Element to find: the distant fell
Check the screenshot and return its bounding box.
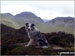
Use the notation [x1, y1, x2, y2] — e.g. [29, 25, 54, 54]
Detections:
[15, 12, 44, 23]
[47, 17, 75, 30]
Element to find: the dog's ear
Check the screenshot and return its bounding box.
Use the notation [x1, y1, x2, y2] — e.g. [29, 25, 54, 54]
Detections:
[32, 23, 35, 26]
[25, 23, 28, 26]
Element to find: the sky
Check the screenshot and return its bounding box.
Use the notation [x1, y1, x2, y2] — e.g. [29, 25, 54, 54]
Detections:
[1, 1, 74, 20]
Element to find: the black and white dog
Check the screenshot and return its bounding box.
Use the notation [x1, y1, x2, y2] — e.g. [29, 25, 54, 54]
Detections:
[25, 23, 49, 48]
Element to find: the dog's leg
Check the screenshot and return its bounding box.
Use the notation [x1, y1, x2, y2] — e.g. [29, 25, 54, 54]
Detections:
[25, 39, 35, 47]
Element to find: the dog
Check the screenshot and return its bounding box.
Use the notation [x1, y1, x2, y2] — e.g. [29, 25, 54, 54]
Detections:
[25, 23, 49, 48]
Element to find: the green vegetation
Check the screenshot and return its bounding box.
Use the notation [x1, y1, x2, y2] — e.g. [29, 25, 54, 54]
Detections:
[0, 15, 20, 29]
[35, 23, 74, 35]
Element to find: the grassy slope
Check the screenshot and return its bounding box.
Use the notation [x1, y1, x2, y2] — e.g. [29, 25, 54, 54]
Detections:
[36, 23, 74, 35]
[0, 16, 20, 29]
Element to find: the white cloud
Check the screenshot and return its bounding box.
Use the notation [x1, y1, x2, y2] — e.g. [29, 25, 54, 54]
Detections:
[1, 1, 74, 20]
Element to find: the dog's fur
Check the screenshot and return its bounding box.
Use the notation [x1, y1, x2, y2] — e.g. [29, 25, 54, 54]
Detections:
[25, 23, 49, 48]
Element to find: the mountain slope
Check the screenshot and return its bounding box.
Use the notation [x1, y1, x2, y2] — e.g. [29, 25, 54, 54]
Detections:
[44, 17, 74, 35]
[14, 12, 44, 26]
[47, 17, 74, 30]
[47, 17, 74, 27]
[0, 13, 20, 29]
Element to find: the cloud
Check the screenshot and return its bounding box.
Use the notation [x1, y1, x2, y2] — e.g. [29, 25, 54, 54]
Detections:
[1, 1, 74, 20]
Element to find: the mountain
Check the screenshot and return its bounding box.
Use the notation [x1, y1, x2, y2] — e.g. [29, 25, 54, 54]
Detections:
[43, 17, 75, 35]
[0, 12, 74, 34]
[47, 17, 74, 29]
[0, 13, 14, 19]
[15, 12, 44, 23]
[47, 17, 74, 23]
[0, 12, 44, 28]
[43, 19, 50, 22]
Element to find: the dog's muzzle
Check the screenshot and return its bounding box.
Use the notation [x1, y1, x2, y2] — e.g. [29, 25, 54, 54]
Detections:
[28, 29, 31, 31]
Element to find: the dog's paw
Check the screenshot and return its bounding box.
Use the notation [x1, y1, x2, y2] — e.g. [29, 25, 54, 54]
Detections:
[25, 45, 29, 47]
[41, 46, 50, 48]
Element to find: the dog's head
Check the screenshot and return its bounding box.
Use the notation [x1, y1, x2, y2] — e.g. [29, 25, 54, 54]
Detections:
[25, 23, 35, 32]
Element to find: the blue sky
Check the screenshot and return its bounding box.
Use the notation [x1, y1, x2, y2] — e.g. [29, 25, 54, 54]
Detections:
[1, 1, 74, 20]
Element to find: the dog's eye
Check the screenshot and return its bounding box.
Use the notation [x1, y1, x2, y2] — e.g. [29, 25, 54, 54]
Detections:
[31, 25, 34, 27]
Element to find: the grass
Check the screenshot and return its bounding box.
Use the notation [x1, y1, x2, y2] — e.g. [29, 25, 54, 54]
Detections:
[0, 17, 20, 29]
[36, 23, 74, 35]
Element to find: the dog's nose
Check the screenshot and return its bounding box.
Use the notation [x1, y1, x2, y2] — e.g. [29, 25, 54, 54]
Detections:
[28, 29, 31, 31]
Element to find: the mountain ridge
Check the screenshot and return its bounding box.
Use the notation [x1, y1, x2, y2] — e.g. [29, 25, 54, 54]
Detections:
[14, 12, 44, 23]
[0, 12, 74, 34]
[46, 17, 74, 30]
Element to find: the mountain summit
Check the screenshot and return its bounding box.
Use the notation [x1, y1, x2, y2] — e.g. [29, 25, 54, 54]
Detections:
[15, 12, 36, 17]
[15, 12, 44, 23]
